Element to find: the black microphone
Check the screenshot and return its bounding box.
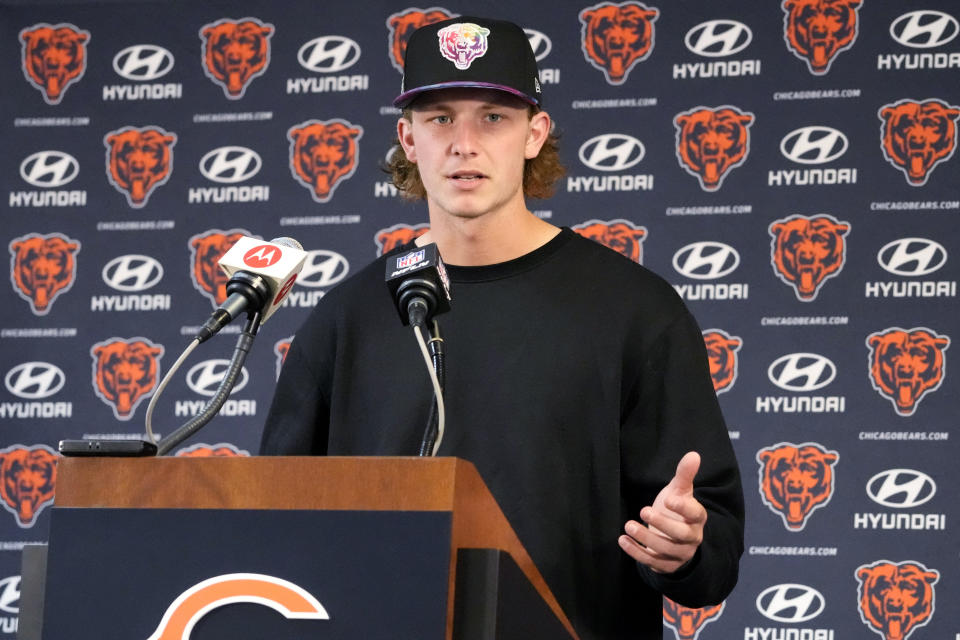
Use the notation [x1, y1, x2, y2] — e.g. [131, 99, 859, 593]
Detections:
[196, 236, 306, 343]
[385, 243, 451, 327]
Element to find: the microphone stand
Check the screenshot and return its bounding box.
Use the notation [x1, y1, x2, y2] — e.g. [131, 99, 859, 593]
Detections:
[418, 319, 445, 457]
[155, 310, 262, 456]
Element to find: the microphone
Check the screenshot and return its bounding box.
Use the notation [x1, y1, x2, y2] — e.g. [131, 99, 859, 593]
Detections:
[385, 243, 451, 327]
[196, 236, 306, 343]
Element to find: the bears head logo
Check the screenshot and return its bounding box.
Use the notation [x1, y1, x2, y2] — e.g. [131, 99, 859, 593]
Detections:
[579, 2, 659, 85]
[769, 214, 850, 301]
[663, 598, 724, 640]
[274, 337, 293, 380]
[375, 223, 430, 257]
[199, 17, 274, 99]
[757, 442, 838, 531]
[90, 337, 164, 421]
[703, 329, 742, 394]
[9, 232, 80, 316]
[572, 219, 647, 263]
[782, 0, 862, 75]
[386, 7, 455, 73]
[879, 99, 960, 187]
[866, 327, 949, 417]
[175, 443, 249, 457]
[675, 106, 754, 191]
[856, 560, 939, 640]
[288, 120, 363, 203]
[104, 126, 176, 208]
[437, 22, 490, 70]
[189, 229, 252, 307]
[0, 445, 57, 528]
[20, 23, 90, 105]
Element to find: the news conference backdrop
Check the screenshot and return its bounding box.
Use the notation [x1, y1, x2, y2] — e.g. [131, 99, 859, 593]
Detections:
[1, 0, 958, 637]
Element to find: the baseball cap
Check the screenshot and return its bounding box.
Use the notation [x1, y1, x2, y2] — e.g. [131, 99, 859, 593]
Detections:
[393, 16, 542, 109]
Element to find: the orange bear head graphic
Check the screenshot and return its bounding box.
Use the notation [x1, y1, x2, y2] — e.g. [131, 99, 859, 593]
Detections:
[879, 99, 960, 187]
[386, 7, 455, 73]
[175, 443, 249, 457]
[90, 337, 164, 421]
[188, 229, 251, 307]
[579, 2, 659, 85]
[769, 214, 849, 301]
[104, 126, 177, 208]
[703, 329, 742, 394]
[757, 442, 838, 531]
[375, 223, 430, 257]
[0, 445, 57, 528]
[662, 598, 724, 640]
[675, 106, 754, 191]
[572, 219, 647, 263]
[288, 120, 363, 203]
[199, 17, 274, 99]
[20, 23, 90, 104]
[866, 328, 949, 417]
[274, 337, 293, 380]
[782, 0, 861, 75]
[856, 560, 939, 640]
[9, 232, 80, 316]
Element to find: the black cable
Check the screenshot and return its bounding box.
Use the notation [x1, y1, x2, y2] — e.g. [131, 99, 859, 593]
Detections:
[418, 319, 445, 456]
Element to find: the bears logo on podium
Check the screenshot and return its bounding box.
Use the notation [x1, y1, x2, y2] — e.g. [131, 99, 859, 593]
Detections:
[675, 106, 754, 191]
[757, 442, 838, 531]
[572, 219, 647, 263]
[175, 443, 249, 457]
[579, 2, 659, 85]
[769, 214, 850, 301]
[9, 232, 81, 316]
[20, 23, 90, 104]
[104, 126, 177, 208]
[662, 598, 724, 640]
[199, 17, 274, 99]
[879, 99, 960, 186]
[782, 0, 862, 75]
[0, 444, 57, 528]
[856, 560, 938, 640]
[90, 337, 164, 421]
[288, 120, 363, 203]
[866, 327, 949, 417]
[386, 7, 455, 73]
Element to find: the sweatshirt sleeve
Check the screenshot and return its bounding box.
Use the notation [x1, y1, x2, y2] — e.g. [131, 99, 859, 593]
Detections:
[621, 306, 745, 607]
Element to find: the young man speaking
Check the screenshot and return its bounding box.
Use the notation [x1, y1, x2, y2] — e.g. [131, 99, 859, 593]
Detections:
[261, 16, 744, 639]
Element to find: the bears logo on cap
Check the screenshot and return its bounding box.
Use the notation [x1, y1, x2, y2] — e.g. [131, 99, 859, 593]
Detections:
[437, 22, 490, 69]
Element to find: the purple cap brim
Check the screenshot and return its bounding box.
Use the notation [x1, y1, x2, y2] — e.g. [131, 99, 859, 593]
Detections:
[393, 81, 540, 108]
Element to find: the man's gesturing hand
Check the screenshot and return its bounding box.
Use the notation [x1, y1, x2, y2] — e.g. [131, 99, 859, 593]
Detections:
[618, 451, 707, 574]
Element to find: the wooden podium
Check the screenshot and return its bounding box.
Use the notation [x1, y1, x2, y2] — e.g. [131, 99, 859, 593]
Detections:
[36, 456, 577, 639]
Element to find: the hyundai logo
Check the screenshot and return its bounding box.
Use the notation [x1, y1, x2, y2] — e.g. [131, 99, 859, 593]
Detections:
[890, 10, 959, 49]
[0, 576, 18, 614]
[867, 469, 936, 508]
[102, 254, 164, 292]
[185, 360, 249, 397]
[112, 44, 175, 81]
[297, 250, 350, 288]
[768, 353, 836, 392]
[877, 238, 946, 277]
[685, 20, 752, 57]
[20, 151, 79, 188]
[578, 134, 645, 172]
[780, 126, 848, 165]
[199, 146, 262, 184]
[524, 28, 553, 61]
[756, 584, 825, 624]
[298, 35, 361, 73]
[4, 362, 65, 400]
[672, 242, 740, 280]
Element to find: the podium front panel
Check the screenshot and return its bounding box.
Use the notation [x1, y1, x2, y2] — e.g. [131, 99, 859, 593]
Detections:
[42, 507, 451, 639]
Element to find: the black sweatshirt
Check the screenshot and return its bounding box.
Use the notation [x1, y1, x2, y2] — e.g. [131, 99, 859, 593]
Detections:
[261, 227, 744, 639]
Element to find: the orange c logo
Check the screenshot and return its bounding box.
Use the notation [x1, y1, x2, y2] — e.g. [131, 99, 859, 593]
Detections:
[147, 573, 328, 639]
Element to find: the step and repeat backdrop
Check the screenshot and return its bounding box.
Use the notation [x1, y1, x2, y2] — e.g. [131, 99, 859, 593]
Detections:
[1, 0, 959, 637]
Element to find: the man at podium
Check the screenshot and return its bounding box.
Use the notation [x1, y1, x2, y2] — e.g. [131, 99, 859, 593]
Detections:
[261, 15, 744, 640]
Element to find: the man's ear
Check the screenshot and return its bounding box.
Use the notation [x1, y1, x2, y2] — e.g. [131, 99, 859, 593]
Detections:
[525, 110, 551, 160]
[397, 117, 417, 163]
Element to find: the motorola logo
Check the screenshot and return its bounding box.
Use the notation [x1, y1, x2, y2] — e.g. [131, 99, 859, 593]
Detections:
[780, 126, 848, 165]
[672, 242, 740, 280]
[756, 584, 825, 624]
[199, 146, 262, 184]
[578, 134, 645, 172]
[4, 362, 65, 400]
[297, 250, 350, 288]
[112, 44, 175, 81]
[102, 254, 164, 292]
[877, 238, 946, 277]
[685, 20, 752, 57]
[768, 353, 836, 392]
[524, 28, 553, 61]
[186, 360, 249, 397]
[0, 576, 18, 614]
[867, 469, 936, 508]
[298, 36, 361, 73]
[20, 151, 79, 188]
[890, 10, 958, 49]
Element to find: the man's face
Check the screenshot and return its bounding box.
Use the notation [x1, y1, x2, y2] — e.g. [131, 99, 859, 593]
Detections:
[397, 88, 549, 222]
